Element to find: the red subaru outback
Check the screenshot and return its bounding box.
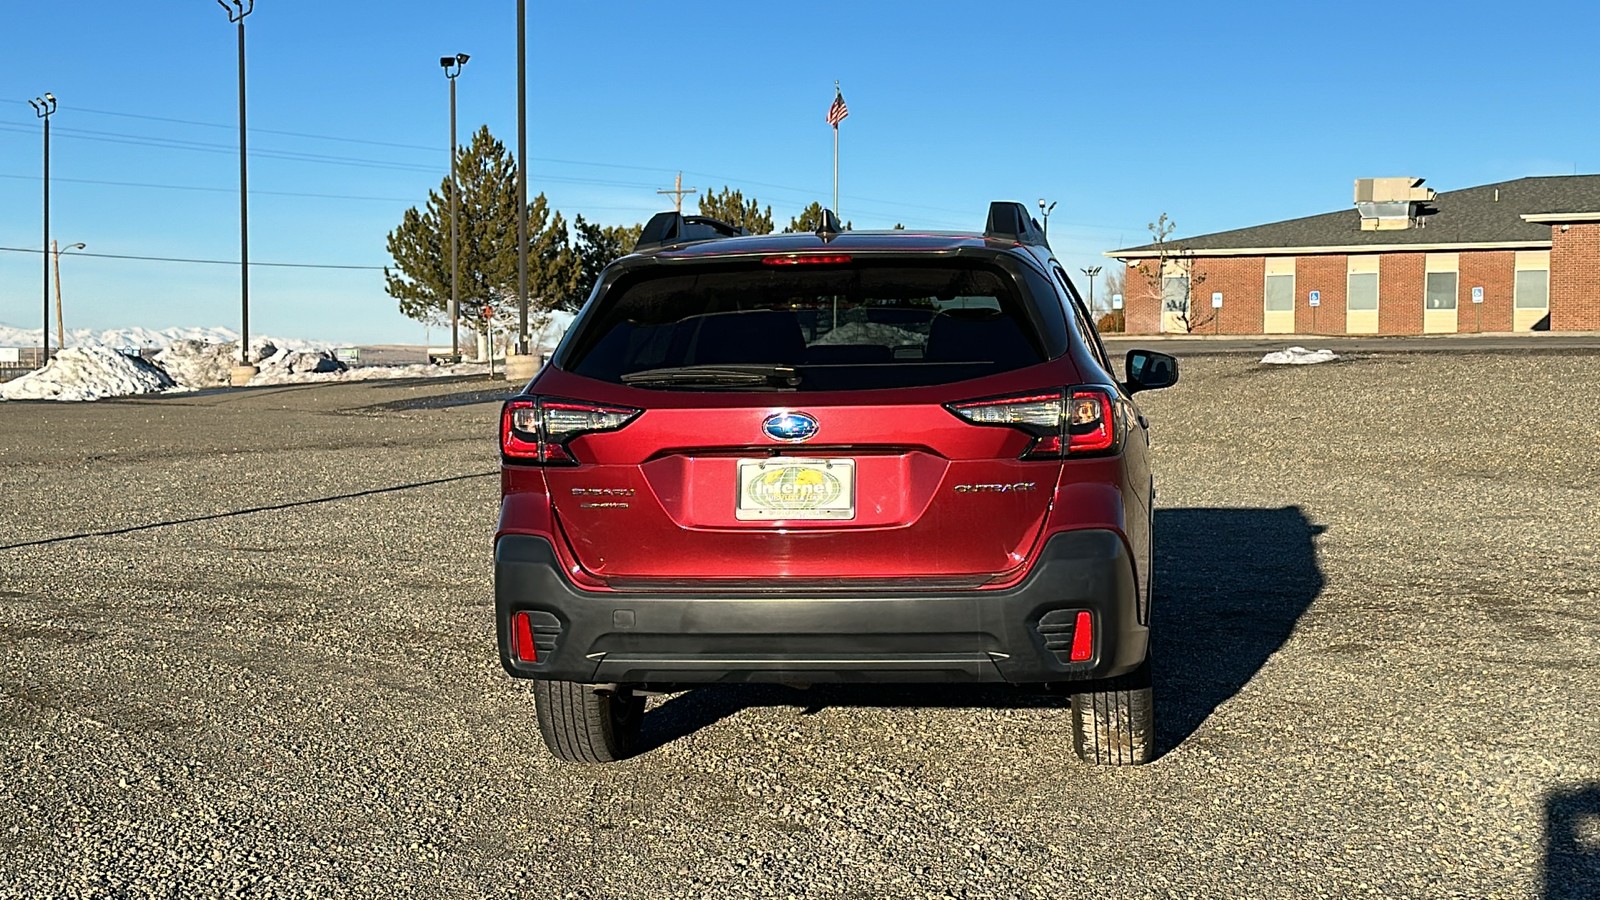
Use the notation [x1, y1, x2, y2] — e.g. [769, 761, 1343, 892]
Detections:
[496, 203, 1179, 765]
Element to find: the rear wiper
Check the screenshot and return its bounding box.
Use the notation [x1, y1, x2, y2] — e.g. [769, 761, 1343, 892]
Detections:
[620, 364, 802, 389]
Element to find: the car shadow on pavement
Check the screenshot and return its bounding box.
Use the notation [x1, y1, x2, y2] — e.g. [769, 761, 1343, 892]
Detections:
[637, 681, 1080, 754]
[636, 505, 1326, 760]
[0, 471, 495, 551]
[1151, 506, 1326, 755]
[1544, 783, 1600, 900]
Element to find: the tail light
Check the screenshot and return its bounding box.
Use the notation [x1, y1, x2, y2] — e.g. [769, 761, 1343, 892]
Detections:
[947, 387, 1119, 458]
[501, 396, 641, 465]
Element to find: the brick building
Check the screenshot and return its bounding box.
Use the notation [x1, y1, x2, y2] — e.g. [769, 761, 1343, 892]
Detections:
[1107, 175, 1600, 335]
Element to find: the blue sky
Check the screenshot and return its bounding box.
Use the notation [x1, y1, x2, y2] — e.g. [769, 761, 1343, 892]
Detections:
[3, 0, 1597, 344]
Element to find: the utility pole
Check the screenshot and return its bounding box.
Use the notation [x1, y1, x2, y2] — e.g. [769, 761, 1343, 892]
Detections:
[441, 53, 469, 362]
[217, 0, 256, 382]
[657, 172, 698, 213]
[52, 241, 85, 350]
[28, 94, 56, 363]
[53, 240, 63, 351]
[516, 0, 529, 355]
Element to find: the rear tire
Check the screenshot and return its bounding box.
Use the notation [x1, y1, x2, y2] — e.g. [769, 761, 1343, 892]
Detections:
[1070, 660, 1154, 766]
[533, 680, 644, 763]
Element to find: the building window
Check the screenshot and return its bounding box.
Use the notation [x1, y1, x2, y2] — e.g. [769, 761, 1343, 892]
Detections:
[1514, 269, 1549, 309]
[1425, 271, 1458, 310]
[1161, 275, 1189, 313]
[1347, 271, 1379, 310]
[1264, 273, 1294, 311]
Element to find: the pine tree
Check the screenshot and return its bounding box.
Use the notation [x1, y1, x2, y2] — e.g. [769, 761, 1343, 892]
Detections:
[783, 202, 851, 233]
[573, 216, 644, 305]
[697, 186, 774, 235]
[385, 125, 580, 328]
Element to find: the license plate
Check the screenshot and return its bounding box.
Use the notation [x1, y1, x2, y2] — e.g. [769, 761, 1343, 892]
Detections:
[736, 458, 856, 520]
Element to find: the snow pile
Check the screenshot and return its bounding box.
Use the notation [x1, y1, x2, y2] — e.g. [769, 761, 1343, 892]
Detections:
[529, 311, 575, 354]
[0, 317, 550, 399]
[152, 337, 335, 388]
[248, 358, 491, 386]
[327, 361, 488, 381]
[251, 345, 346, 382]
[1261, 346, 1340, 365]
[815, 320, 924, 347]
[154, 340, 241, 388]
[0, 347, 175, 402]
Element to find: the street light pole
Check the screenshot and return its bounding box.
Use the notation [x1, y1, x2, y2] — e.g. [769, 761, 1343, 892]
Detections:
[52, 241, 86, 350]
[217, 0, 255, 380]
[441, 53, 469, 362]
[516, 0, 529, 355]
[1037, 198, 1056, 242]
[1081, 265, 1103, 312]
[28, 94, 56, 364]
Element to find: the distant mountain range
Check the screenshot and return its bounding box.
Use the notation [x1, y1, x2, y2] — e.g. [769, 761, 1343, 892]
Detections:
[0, 323, 330, 351]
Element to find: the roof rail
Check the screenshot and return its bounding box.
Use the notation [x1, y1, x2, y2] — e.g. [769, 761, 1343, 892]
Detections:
[634, 211, 747, 252]
[983, 201, 1049, 248]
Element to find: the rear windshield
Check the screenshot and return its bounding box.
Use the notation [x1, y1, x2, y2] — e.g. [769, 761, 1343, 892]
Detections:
[564, 260, 1047, 391]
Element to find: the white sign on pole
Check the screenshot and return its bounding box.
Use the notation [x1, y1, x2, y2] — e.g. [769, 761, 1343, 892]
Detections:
[1308, 290, 1321, 308]
[1112, 293, 1124, 310]
[1471, 286, 1484, 304]
[0, 348, 18, 364]
[1211, 291, 1224, 308]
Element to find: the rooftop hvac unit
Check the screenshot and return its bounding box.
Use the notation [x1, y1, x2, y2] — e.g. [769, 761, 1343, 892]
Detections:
[1354, 178, 1436, 230]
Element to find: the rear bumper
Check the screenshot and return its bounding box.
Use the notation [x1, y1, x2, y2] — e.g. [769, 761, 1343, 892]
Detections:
[494, 530, 1146, 685]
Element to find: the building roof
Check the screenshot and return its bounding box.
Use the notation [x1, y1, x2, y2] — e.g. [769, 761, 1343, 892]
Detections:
[1108, 175, 1600, 259]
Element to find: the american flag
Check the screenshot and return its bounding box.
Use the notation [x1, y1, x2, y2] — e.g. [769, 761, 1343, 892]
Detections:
[827, 89, 849, 128]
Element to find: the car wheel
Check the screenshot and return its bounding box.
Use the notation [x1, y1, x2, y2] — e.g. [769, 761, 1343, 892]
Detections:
[1070, 659, 1154, 766]
[533, 680, 644, 763]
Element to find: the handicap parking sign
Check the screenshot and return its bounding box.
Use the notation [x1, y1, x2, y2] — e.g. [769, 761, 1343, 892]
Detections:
[1308, 290, 1321, 308]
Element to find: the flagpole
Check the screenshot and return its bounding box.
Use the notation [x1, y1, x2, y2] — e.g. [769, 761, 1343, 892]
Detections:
[832, 79, 840, 219]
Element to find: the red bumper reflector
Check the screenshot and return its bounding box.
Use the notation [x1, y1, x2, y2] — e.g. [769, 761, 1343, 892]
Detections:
[512, 611, 538, 662]
[1069, 611, 1093, 662]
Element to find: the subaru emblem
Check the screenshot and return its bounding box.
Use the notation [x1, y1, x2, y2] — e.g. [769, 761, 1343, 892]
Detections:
[762, 411, 819, 443]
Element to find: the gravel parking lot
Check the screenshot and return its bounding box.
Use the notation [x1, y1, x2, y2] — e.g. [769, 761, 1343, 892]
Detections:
[2, 351, 1598, 899]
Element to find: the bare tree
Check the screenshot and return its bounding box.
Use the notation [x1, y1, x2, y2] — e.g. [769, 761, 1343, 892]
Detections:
[1130, 213, 1210, 333]
[1096, 268, 1125, 316]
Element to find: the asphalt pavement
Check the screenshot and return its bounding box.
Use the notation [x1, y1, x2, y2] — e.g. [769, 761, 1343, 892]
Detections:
[1, 357, 1597, 898]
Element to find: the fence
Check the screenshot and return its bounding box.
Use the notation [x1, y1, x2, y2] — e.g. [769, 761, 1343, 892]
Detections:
[0, 347, 160, 383]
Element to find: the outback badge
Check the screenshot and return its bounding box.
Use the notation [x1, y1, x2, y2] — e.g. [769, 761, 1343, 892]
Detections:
[762, 411, 819, 442]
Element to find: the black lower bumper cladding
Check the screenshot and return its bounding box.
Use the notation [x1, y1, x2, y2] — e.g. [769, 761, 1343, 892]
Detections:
[494, 530, 1145, 686]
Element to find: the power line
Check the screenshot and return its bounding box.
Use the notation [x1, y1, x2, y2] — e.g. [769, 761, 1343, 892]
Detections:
[0, 122, 442, 174]
[0, 173, 413, 203]
[0, 246, 383, 271]
[0, 100, 705, 181]
[0, 124, 672, 189]
[0, 98, 441, 153]
[0, 173, 661, 213]
[0, 101, 1143, 233]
